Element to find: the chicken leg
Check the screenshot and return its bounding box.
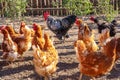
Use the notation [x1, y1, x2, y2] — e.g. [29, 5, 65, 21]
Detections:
[79, 73, 83, 80]
[44, 76, 52, 80]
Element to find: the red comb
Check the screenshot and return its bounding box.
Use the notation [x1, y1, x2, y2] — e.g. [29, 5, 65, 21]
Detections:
[75, 18, 79, 25]
[33, 23, 37, 26]
[75, 18, 82, 26]
[90, 16, 94, 21]
[33, 23, 38, 31]
[43, 11, 50, 20]
[0, 25, 6, 30]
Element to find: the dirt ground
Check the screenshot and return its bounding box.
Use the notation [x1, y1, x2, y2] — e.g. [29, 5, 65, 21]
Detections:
[0, 16, 120, 80]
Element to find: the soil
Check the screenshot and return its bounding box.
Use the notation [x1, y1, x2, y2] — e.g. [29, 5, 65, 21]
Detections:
[0, 16, 120, 80]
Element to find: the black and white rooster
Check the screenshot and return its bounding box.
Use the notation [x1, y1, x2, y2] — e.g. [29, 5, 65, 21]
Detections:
[43, 11, 77, 42]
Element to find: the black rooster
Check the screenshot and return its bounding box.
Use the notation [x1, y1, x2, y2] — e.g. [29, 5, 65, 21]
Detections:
[90, 16, 117, 37]
[43, 11, 77, 41]
[109, 20, 117, 37]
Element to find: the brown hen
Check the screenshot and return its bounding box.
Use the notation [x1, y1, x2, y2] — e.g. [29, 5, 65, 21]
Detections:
[20, 22, 35, 37]
[32, 23, 45, 50]
[75, 19, 99, 53]
[98, 29, 110, 46]
[74, 38, 117, 80]
[33, 33, 58, 80]
[5, 25, 22, 41]
[12, 23, 32, 59]
[0, 28, 18, 64]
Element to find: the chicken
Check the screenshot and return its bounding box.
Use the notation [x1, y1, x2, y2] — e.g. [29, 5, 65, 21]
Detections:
[109, 20, 117, 37]
[0, 28, 18, 64]
[11, 23, 32, 59]
[5, 25, 22, 41]
[5, 22, 43, 60]
[98, 29, 110, 46]
[96, 28, 120, 71]
[19, 21, 25, 34]
[20, 21, 35, 37]
[74, 38, 117, 80]
[90, 16, 117, 37]
[32, 33, 58, 80]
[116, 38, 120, 60]
[75, 19, 84, 40]
[43, 11, 77, 42]
[95, 27, 120, 60]
[30, 29, 35, 37]
[32, 23, 45, 50]
[75, 19, 98, 53]
[6, 24, 32, 58]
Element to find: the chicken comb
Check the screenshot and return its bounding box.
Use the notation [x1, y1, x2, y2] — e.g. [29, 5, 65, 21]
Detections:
[90, 16, 95, 21]
[21, 21, 26, 26]
[0, 25, 6, 30]
[33, 23, 38, 31]
[33, 23, 37, 27]
[43, 11, 50, 20]
[75, 18, 83, 26]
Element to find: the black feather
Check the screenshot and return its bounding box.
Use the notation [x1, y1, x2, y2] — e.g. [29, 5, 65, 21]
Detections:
[109, 20, 117, 37]
[46, 15, 77, 40]
[92, 17, 117, 37]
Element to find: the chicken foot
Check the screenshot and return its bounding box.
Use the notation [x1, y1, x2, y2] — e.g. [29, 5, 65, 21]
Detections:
[90, 77, 96, 80]
[18, 54, 24, 61]
[44, 76, 52, 80]
[5, 61, 14, 68]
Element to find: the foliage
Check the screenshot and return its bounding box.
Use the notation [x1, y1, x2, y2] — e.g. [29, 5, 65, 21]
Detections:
[64, 0, 94, 16]
[94, 0, 118, 22]
[62, 0, 69, 7]
[0, 0, 27, 19]
[52, 1, 59, 7]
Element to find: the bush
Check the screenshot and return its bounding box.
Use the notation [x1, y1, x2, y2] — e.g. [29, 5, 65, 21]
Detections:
[0, 0, 27, 18]
[64, 0, 94, 16]
[94, 0, 118, 22]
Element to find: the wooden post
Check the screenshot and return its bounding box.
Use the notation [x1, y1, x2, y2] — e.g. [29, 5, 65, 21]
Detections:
[44, 0, 47, 6]
[36, 0, 39, 15]
[38, 0, 41, 14]
[31, 0, 33, 16]
[47, 0, 50, 14]
[59, 0, 62, 16]
[56, 0, 59, 16]
[52, 0, 55, 15]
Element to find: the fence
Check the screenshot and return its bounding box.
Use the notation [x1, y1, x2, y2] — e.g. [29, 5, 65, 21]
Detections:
[26, 0, 71, 16]
[0, 0, 120, 16]
[26, 0, 120, 16]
